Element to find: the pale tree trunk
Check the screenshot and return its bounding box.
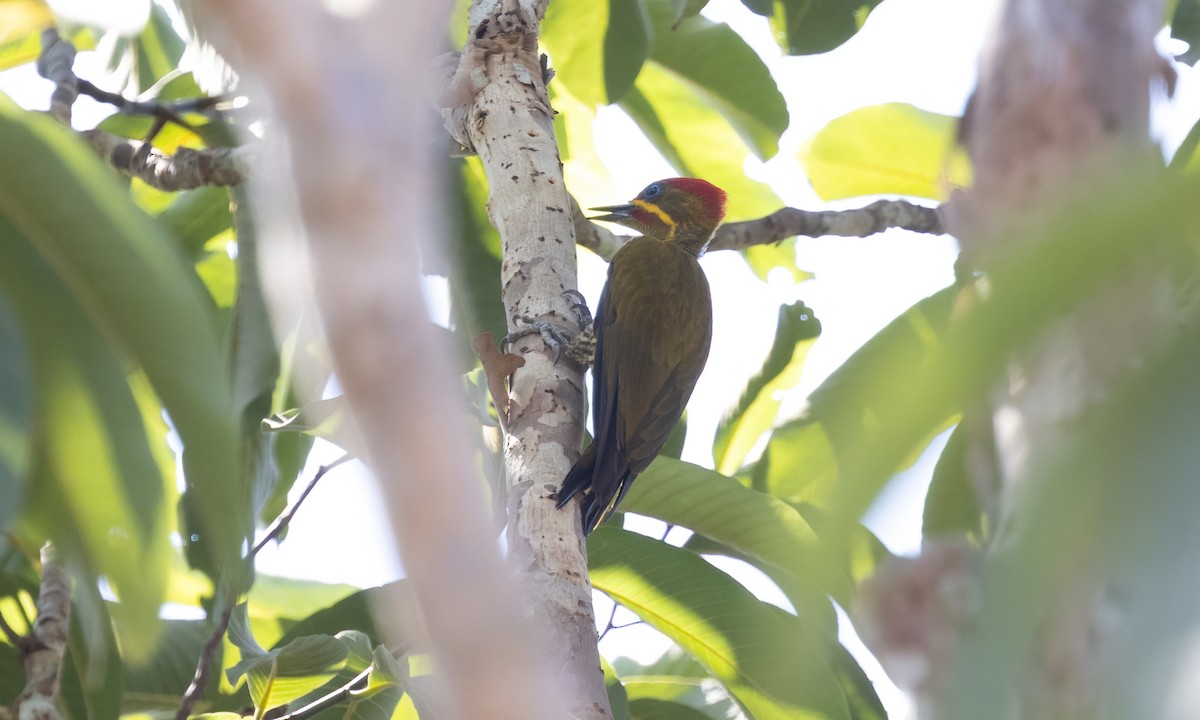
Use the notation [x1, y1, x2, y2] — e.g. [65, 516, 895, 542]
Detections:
[201, 1, 561, 718]
[439, 1, 612, 718]
[859, 0, 1178, 717]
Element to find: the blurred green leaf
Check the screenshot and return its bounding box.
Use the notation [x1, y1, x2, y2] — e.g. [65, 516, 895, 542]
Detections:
[64, 579, 123, 720]
[622, 456, 854, 605]
[0, 223, 169, 662]
[668, 0, 709, 27]
[629, 696, 722, 719]
[1171, 0, 1200, 64]
[446, 157, 506, 341]
[543, 0, 650, 105]
[122, 619, 211, 705]
[603, 656, 632, 720]
[157, 186, 234, 258]
[0, 20, 94, 72]
[714, 301, 821, 475]
[682, 532, 838, 633]
[0, 297, 30, 531]
[821, 168, 1200, 554]
[589, 527, 850, 720]
[757, 286, 959, 506]
[623, 671, 739, 718]
[771, 0, 882, 55]
[0, 93, 244, 591]
[264, 397, 359, 456]
[801, 103, 970, 201]
[829, 642, 886, 720]
[274, 581, 416, 654]
[228, 604, 348, 712]
[134, 3, 185, 92]
[922, 424, 982, 538]
[645, 0, 788, 160]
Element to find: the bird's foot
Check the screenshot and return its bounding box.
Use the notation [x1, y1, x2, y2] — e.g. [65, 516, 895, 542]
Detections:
[501, 291, 595, 366]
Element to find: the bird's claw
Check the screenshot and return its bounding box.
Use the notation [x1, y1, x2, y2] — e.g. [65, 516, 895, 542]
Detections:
[563, 289, 593, 330]
[502, 315, 573, 363]
[500, 290, 595, 366]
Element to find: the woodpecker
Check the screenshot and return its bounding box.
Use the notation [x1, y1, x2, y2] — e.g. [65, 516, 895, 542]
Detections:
[557, 178, 727, 534]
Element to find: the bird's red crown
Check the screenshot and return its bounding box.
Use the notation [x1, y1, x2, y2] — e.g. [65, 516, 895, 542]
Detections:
[662, 177, 727, 224]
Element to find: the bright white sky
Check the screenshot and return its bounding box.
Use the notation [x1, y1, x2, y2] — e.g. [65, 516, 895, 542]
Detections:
[7, 0, 1200, 716]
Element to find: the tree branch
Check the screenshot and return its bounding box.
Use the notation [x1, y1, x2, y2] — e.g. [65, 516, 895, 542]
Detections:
[36, 30, 251, 190]
[438, 1, 611, 717]
[572, 193, 945, 260]
[173, 603, 233, 720]
[80, 130, 251, 190]
[174, 455, 350, 720]
[11, 544, 71, 720]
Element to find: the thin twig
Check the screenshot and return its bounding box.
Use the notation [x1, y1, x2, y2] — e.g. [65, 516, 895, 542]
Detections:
[175, 455, 350, 720]
[251, 454, 351, 556]
[174, 602, 234, 720]
[597, 601, 620, 642]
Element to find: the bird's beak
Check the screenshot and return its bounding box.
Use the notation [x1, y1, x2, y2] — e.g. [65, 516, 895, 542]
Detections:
[588, 203, 636, 224]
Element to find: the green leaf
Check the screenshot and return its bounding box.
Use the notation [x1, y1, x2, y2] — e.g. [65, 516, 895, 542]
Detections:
[264, 397, 360, 456]
[0, 223, 170, 662]
[629, 697, 722, 720]
[1171, 0, 1200, 64]
[645, 0, 788, 160]
[668, 0, 709, 27]
[226, 186, 286, 531]
[606, 0, 652, 102]
[446, 157, 506, 341]
[228, 604, 347, 713]
[757, 286, 959, 506]
[829, 642, 886, 720]
[714, 301, 821, 475]
[133, 3, 185, 92]
[0, 296, 30, 531]
[770, 0, 881, 55]
[623, 673, 739, 719]
[922, 424, 982, 538]
[682, 532, 838, 634]
[157, 186, 234, 258]
[122, 618, 212, 703]
[603, 656, 632, 720]
[589, 527, 850, 720]
[801, 103, 970, 201]
[543, 0, 651, 105]
[0, 94, 244, 580]
[273, 582, 417, 653]
[621, 456, 854, 605]
[0, 6, 96, 72]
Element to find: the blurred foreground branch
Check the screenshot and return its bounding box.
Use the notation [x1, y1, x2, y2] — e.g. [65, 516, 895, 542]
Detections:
[199, 1, 555, 719]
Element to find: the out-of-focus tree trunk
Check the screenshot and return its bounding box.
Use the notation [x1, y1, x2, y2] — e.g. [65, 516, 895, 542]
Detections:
[199, 1, 561, 718]
[860, 0, 1177, 717]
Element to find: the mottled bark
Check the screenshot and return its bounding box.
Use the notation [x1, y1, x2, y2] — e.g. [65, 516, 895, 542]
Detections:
[439, 1, 610, 717]
[10, 544, 70, 720]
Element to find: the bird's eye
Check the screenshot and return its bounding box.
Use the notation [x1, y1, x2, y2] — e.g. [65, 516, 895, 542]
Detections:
[645, 183, 662, 198]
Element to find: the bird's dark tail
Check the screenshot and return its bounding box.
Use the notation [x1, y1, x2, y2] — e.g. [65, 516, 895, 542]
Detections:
[557, 442, 597, 511]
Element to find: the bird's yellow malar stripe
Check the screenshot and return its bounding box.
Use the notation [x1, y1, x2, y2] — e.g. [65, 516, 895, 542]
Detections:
[632, 199, 677, 240]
